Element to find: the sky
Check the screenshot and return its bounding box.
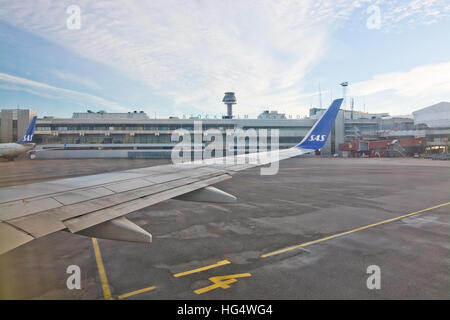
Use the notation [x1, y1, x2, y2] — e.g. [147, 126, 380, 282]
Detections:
[0, 0, 449, 119]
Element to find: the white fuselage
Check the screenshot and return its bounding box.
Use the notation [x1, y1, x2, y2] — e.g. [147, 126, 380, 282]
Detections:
[0, 143, 35, 159]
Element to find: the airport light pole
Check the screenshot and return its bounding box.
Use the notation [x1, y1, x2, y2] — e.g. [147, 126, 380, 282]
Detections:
[340, 82, 348, 110]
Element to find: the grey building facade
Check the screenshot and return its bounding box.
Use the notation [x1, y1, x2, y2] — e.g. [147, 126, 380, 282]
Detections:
[5, 102, 446, 159]
[0, 109, 37, 143]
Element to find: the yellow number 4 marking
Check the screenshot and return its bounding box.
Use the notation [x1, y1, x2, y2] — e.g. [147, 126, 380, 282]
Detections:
[194, 273, 251, 295]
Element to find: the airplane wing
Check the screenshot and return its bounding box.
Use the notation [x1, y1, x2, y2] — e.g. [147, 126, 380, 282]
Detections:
[0, 99, 342, 254]
[28, 143, 67, 153]
[28, 144, 67, 159]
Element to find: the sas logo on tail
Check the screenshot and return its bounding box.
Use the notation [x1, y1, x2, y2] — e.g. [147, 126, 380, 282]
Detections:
[23, 135, 33, 142]
[308, 134, 326, 142]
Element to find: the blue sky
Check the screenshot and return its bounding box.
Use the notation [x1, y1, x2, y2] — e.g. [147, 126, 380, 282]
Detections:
[0, 0, 449, 118]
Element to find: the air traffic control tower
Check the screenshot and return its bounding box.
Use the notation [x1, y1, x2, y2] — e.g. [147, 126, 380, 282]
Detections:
[222, 92, 236, 119]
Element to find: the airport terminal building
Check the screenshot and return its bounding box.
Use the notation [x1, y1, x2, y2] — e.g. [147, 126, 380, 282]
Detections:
[0, 101, 449, 159]
[29, 110, 344, 158]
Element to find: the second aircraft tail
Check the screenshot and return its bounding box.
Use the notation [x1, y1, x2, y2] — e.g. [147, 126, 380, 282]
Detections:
[17, 116, 37, 144]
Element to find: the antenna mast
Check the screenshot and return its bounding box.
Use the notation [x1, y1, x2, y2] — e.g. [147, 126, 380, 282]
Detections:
[319, 83, 322, 108]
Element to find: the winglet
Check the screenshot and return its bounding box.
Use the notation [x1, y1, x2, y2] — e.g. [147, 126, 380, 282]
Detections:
[17, 116, 37, 143]
[295, 98, 343, 151]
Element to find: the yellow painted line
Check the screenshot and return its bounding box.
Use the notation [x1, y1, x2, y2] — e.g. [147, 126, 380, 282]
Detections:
[261, 202, 450, 258]
[194, 273, 252, 295]
[118, 286, 157, 299]
[91, 238, 113, 300]
[173, 260, 231, 278]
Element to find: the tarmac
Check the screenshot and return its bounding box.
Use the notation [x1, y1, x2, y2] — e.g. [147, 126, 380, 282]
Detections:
[0, 157, 449, 299]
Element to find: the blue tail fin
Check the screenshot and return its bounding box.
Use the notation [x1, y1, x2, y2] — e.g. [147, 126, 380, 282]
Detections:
[17, 116, 37, 143]
[295, 98, 343, 150]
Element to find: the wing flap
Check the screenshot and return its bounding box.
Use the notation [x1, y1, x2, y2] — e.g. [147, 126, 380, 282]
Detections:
[64, 174, 231, 233]
[7, 212, 67, 238]
[0, 197, 62, 221]
[0, 222, 34, 255]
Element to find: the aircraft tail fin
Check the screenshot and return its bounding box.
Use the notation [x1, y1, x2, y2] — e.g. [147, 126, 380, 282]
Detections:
[17, 116, 37, 143]
[295, 98, 343, 151]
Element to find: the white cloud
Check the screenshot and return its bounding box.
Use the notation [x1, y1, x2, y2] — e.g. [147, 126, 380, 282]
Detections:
[0, 0, 448, 117]
[350, 62, 450, 97]
[52, 70, 101, 90]
[350, 62, 450, 114]
[378, 0, 450, 29]
[0, 72, 130, 112]
[0, 0, 355, 117]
